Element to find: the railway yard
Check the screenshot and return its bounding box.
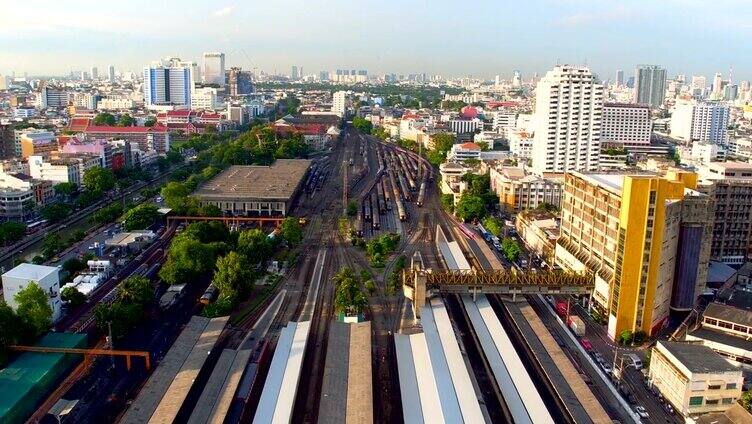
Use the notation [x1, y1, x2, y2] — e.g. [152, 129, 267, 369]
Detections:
[24, 126, 670, 424]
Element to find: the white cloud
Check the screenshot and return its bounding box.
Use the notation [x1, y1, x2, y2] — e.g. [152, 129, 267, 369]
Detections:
[213, 5, 235, 17]
[558, 4, 638, 27]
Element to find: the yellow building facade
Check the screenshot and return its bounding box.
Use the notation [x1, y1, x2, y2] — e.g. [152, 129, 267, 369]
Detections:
[556, 170, 712, 340]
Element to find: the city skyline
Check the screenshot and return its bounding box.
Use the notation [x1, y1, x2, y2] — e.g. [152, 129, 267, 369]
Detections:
[2, 0, 751, 81]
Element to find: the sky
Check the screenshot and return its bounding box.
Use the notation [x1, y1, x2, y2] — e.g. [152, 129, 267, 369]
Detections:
[1, 0, 751, 81]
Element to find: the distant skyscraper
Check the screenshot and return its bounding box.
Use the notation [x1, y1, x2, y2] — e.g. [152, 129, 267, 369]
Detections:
[723, 84, 738, 101]
[512, 70, 522, 88]
[670, 100, 730, 144]
[227, 67, 253, 97]
[291, 65, 298, 80]
[532, 65, 603, 174]
[713, 72, 723, 95]
[332, 91, 347, 116]
[615, 69, 624, 87]
[494, 74, 500, 87]
[143, 58, 192, 108]
[90, 66, 98, 80]
[634, 65, 667, 108]
[691, 75, 707, 96]
[80, 71, 89, 81]
[202, 52, 226, 87]
[319, 71, 329, 81]
[108, 65, 115, 82]
[626, 76, 635, 88]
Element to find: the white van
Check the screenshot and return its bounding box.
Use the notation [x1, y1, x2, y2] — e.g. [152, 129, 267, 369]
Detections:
[627, 353, 643, 370]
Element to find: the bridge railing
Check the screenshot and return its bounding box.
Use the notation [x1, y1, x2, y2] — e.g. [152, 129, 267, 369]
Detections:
[418, 269, 594, 290]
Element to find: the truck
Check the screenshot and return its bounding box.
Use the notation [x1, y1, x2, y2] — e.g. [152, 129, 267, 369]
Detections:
[568, 315, 586, 337]
[555, 301, 568, 319]
[491, 236, 501, 251]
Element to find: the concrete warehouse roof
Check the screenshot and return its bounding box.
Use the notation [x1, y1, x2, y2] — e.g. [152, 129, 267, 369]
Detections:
[194, 159, 312, 201]
[2, 263, 58, 281]
[704, 302, 752, 328]
[658, 341, 739, 374]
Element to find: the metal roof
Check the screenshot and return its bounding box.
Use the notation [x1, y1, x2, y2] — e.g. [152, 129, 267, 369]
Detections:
[704, 302, 752, 328]
[658, 341, 740, 374]
[194, 159, 311, 201]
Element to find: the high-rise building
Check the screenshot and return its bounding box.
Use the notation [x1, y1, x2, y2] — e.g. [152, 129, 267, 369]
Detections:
[143, 58, 192, 108]
[291, 65, 298, 80]
[670, 100, 729, 144]
[691, 75, 707, 96]
[713, 73, 724, 95]
[723, 84, 738, 101]
[90, 66, 98, 80]
[697, 162, 752, 265]
[319, 71, 329, 81]
[555, 170, 712, 339]
[634, 65, 667, 108]
[80, 71, 89, 81]
[615, 69, 624, 87]
[600, 103, 652, 146]
[332, 91, 347, 116]
[512, 70, 522, 88]
[227, 67, 253, 97]
[202, 52, 226, 87]
[531, 65, 603, 174]
[108, 65, 115, 82]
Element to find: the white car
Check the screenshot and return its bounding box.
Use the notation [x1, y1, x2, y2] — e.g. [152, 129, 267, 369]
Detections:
[634, 406, 649, 419]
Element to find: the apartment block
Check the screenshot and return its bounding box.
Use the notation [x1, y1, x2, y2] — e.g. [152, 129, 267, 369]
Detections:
[671, 100, 730, 145]
[600, 103, 652, 146]
[532, 66, 603, 174]
[555, 170, 712, 339]
[697, 162, 752, 265]
[649, 341, 742, 419]
[489, 166, 563, 212]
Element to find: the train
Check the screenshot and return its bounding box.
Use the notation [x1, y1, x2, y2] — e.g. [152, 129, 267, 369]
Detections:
[355, 211, 364, 237]
[416, 180, 426, 207]
[382, 178, 392, 210]
[375, 183, 385, 215]
[458, 223, 477, 240]
[371, 194, 381, 230]
[200, 284, 219, 305]
[363, 195, 372, 222]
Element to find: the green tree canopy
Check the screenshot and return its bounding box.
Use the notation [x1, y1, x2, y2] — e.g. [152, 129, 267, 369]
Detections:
[352, 117, 374, 134]
[279, 217, 303, 246]
[53, 182, 78, 197]
[122, 204, 160, 231]
[482, 216, 503, 237]
[455, 193, 486, 221]
[92, 113, 116, 126]
[213, 251, 254, 302]
[40, 203, 71, 223]
[333, 267, 367, 315]
[501, 238, 521, 262]
[14, 282, 52, 337]
[0, 222, 27, 245]
[83, 167, 116, 193]
[237, 229, 273, 266]
[116, 276, 154, 305]
[118, 114, 136, 127]
[144, 117, 157, 127]
[159, 235, 221, 285]
[61, 286, 87, 308]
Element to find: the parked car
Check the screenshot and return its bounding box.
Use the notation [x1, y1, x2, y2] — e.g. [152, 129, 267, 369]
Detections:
[580, 338, 593, 352]
[634, 406, 649, 419]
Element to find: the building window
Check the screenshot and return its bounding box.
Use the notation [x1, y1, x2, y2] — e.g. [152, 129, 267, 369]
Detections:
[726, 383, 737, 390]
[705, 399, 720, 406]
[689, 396, 704, 406]
[722, 398, 734, 404]
[708, 384, 722, 390]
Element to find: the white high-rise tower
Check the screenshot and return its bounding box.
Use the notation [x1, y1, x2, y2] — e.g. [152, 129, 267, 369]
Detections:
[531, 65, 604, 175]
[202, 52, 226, 87]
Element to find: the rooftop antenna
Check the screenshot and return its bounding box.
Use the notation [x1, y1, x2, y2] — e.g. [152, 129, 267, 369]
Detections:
[729, 66, 733, 84]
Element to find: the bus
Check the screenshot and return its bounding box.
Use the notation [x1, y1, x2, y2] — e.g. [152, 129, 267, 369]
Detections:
[25, 219, 48, 234]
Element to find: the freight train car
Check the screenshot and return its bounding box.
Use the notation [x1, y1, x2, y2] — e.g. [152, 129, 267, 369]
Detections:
[371, 194, 381, 230]
[417, 180, 427, 207]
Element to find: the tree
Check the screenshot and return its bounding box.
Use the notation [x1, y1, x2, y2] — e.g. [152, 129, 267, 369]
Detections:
[279, 217, 303, 246]
[61, 286, 87, 308]
[501, 238, 521, 262]
[0, 302, 20, 357]
[161, 181, 192, 213]
[41, 234, 63, 258]
[365, 280, 376, 296]
[116, 276, 154, 305]
[455, 193, 486, 221]
[144, 117, 157, 127]
[159, 236, 219, 284]
[40, 203, 71, 222]
[14, 282, 52, 337]
[182, 221, 231, 244]
[482, 216, 503, 237]
[83, 167, 116, 193]
[91, 203, 123, 225]
[0, 222, 27, 245]
[92, 113, 116, 126]
[440, 193, 455, 213]
[62, 258, 87, 274]
[332, 267, 367, 316]
[352, 117, 373, 134]
[122, 204, 160, 231]
[54, 182, 78, 197]
[118, 114, 136, 127]
[618, 329, 634, 345]
[477, 141, 490, 151]
[237, 229, 273, 266]
[347, 200, 359, 216]
[741, 391, 752, 412]
[213, 252, 254, 302]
